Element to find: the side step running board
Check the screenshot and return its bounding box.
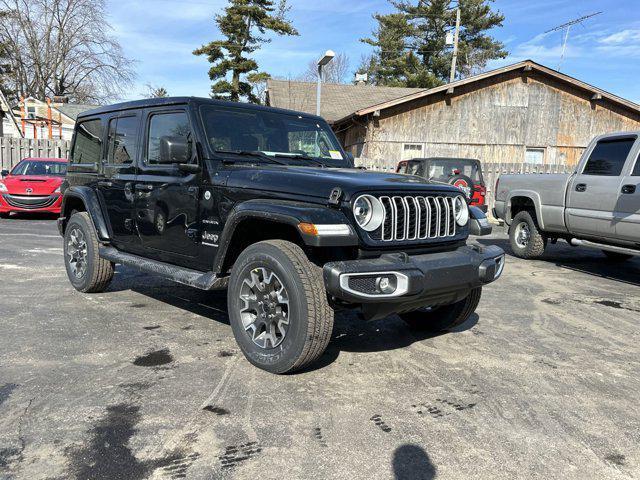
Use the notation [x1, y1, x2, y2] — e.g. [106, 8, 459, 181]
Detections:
[570, 238, 640, 257]
[99, 246, 229, 290]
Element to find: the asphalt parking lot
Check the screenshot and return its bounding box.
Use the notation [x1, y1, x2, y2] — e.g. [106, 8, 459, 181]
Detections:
[1, 217, 639, 480]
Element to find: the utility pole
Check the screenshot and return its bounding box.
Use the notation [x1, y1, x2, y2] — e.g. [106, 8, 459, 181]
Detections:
[545, 12, 602, 71]
[449, 7, 461, 83]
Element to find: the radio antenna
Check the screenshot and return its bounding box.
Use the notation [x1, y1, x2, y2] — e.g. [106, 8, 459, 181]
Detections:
[545, 12, 603, 70]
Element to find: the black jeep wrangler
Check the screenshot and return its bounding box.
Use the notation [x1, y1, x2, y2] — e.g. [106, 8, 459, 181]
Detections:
[58, 97, 504, 373]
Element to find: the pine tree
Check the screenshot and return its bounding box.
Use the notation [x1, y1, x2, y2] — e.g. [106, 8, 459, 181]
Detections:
[194, 0, 297, 103]
[360, 0, 507, 88]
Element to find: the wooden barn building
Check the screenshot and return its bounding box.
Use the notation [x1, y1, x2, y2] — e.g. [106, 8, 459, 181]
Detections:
[267, 60, 640, 170]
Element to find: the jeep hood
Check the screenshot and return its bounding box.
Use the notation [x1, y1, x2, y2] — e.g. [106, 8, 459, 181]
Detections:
[224, 166, 458, 200]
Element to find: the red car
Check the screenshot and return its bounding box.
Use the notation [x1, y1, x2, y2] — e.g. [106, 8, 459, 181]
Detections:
[397, 157, 487, 212]
[0, 157, 68, 217]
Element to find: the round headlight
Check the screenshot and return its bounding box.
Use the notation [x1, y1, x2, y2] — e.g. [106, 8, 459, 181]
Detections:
[353, 194, 384, 232]
[454, 195, 469, 226]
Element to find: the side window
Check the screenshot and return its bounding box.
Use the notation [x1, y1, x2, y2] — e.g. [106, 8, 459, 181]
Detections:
[72, 119, 103, 164]
[397, 162, 408, 173]
[106, 116, 138, 165]
[146, 111, 190, 164]
[582, 138, 635, 176]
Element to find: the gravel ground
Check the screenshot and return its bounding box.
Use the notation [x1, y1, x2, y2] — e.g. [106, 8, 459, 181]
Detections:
[0, 216, 639, 480]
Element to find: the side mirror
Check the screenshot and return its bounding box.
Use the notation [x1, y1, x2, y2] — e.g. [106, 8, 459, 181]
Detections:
[1, 169, 9, 177]
[159, 136, 191, 164]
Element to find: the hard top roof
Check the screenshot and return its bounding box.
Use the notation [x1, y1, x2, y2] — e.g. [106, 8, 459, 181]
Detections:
[78, 96, 325, 121]
[20, 157, 68, 162]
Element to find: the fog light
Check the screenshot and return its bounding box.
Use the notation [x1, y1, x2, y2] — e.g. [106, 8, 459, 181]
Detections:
[376, 275, 397, 294]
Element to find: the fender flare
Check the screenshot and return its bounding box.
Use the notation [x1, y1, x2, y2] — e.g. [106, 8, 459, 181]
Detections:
[505, 190, 544, 229]
[59, 186, 111, 242]
[213, 199, 358, 273]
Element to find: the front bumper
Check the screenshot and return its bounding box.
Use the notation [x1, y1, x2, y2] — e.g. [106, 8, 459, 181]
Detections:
[0, 193, 62, 214]
[323, 244, 504, 320]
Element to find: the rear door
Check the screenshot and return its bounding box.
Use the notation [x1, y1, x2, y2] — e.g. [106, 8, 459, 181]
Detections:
[614, 144, 640, 242]
[134, 107, 201, 263]
[565, 136, 636, 239]
[97, 113, 140, 248]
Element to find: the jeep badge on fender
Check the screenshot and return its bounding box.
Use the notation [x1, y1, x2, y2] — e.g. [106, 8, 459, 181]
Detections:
[58, 97, 505, 374]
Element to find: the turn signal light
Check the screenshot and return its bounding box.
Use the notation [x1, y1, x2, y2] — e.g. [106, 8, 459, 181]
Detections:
[298, 223, 318, 235]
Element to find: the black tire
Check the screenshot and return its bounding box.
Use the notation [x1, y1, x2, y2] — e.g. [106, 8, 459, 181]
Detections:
[227, 240, 334, 374]
[509, 210, 547, 259]
[602, 250, 633, 262]
[63, 212, 114, 293]
[400, 287, 482, 332]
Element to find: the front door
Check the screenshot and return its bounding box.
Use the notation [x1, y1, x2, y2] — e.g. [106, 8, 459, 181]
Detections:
[565, 137, 636, 240]
[134, 108, 201, 262]
[97, 113, 140, 248]
[614, 150, 640, 242]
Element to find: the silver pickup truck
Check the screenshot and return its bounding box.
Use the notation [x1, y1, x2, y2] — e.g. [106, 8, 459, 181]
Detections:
[494, 131, 640, 260]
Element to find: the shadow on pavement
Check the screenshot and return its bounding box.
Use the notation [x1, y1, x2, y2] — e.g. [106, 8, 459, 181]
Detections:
[109, 266, 479, 372]
[1, 212, 59, 221]
[476, 237, 640, 287]
[393, 444, 437, 480]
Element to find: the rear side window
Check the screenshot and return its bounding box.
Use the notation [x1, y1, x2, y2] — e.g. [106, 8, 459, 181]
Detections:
[72, 119, 103, 164]
[107, 116, 138, 165]
[582, 138, 635, 176]
[146, 112, 190, 164]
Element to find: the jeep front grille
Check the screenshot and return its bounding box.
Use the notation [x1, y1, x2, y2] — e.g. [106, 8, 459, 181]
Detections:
[378, 195, 456, 241]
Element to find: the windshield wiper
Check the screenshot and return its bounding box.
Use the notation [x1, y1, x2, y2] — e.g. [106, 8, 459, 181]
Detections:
[214, 150, 290, 166]
[270, 153, 327, 168]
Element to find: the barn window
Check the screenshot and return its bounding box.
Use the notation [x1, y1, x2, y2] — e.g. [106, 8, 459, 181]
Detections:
[525, 148, 545, 165]
[402, 143, 423, 160]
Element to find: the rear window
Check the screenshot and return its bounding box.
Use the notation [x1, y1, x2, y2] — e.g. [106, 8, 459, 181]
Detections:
[72, 119, 103, 164]
[583, 138, 635, 176]
[427, 160, 482, 182]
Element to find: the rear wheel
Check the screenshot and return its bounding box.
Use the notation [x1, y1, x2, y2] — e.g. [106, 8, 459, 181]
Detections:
[602, 250, 633, 262]
[63, 212, 114, 293]
[400, 287, 482, 332]
[509, 211, 546, 259]
[227, 240, 334, 374]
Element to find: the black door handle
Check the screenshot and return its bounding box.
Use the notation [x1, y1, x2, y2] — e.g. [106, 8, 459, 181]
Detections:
[575, 183, 587, 192]
[621, 184, 636, 194]
[135, 184, 153, 191]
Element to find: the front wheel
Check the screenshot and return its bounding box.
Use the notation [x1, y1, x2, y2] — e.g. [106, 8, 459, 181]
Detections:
[227, 240, 334, 374]
[63, 212, 114, 293]
[400, 287, 482, 332]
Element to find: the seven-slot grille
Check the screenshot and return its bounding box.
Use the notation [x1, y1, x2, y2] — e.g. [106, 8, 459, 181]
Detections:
[376, 195, 457, 241]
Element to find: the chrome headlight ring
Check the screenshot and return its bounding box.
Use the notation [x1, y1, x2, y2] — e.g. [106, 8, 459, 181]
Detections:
[454, 195, 469, 226]
[353, 194, 384, 232]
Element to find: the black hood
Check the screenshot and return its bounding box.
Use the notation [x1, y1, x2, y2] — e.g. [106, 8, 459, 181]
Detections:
[224, 165, 458, 200]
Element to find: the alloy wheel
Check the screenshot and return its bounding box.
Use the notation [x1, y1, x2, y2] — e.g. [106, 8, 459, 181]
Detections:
[239, 267, 290, 349]
[514, 221, 531, 249]
[66, 227, 88, 278]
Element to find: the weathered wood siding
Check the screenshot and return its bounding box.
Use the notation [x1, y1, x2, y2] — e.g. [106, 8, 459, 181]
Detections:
[346, 73, 640, 170]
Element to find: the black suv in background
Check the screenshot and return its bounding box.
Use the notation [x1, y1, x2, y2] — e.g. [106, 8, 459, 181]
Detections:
[58, 97, 504, 373]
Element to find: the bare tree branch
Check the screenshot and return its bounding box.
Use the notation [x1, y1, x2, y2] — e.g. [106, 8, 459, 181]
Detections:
[0, 0, 135, 103]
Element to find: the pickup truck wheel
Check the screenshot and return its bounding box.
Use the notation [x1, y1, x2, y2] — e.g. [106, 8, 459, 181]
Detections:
[63, 212, 114, 293]
[602, 250, 633, 262]
[400, 287, 482, 332]
[227, 240, 334, 374]
[509, 211, 546, 259]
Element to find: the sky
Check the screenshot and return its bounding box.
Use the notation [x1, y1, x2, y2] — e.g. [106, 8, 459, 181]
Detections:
[108, 0, 640, 103]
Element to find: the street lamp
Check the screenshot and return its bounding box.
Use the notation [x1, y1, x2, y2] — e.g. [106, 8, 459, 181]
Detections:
[316, 50, 335, 116]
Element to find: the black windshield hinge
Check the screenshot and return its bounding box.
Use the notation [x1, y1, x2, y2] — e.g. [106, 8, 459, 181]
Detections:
[328, 187, 343, 207]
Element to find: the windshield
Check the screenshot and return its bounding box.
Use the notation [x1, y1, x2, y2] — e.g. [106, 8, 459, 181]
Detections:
[200, 105, 346, 165]
[10, 160, 67, 177]
[427, 159, 482, 183]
